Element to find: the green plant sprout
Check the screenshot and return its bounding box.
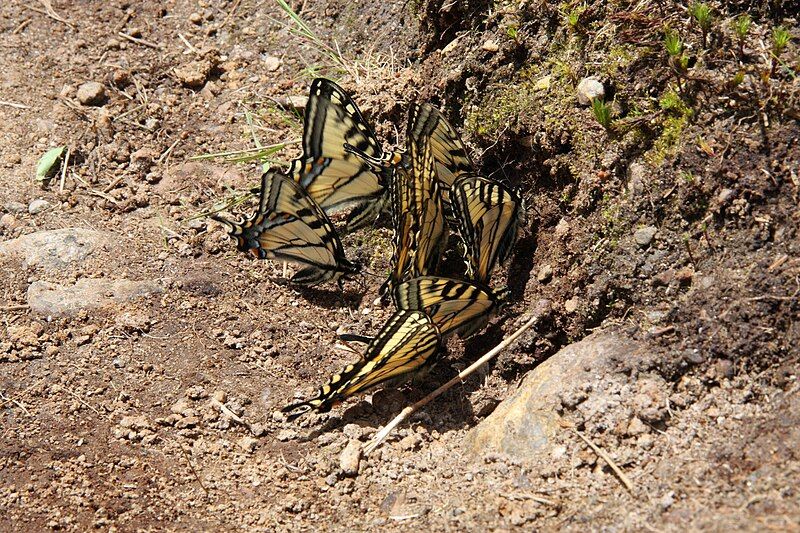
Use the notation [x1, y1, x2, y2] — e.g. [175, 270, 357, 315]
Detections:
[689, 3, 712, 47]
[591, 98, 612, 131]
[664, 29, 689, 89]
[771, 26, 791, 76]
[773, 26, 791, 56]
[732, 13, 751, 56]
[664, 29, 683, 57]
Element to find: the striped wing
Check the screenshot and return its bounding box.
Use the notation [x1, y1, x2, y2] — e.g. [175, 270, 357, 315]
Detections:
[407, 103, 474, 191]
[212, 171, 357, 286]
[288, 78, 390, 230]
[451, 175, 521, 284]
[382, 116, 449, 294]
[283, 310, 441, 420]
[394, 276, 500, 339]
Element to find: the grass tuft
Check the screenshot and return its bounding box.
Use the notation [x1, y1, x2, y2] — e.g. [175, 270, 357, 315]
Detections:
[591, 98, 612, 131]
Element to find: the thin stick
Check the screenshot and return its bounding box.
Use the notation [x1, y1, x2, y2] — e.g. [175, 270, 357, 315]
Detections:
[12, 19, 32, 34]
[102, 174, 125, 193]
[26, 1, 75, 28]
[210, 397, 244, 424]
[117, 31, 162, 50]
[574, 429, 634, 492]
[177, 33, 199, 54]
[59, 145, 71, 193]
[0, 392, 31, 416]
[0, 100, 30, 109]
[157, 139, 181, 165]
[0, 304, 29, 312]
[179, 444, 209, 495]
[363, 311, 543, 455]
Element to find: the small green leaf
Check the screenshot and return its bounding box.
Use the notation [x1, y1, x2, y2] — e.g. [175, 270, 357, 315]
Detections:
[36, 146, 66, 180]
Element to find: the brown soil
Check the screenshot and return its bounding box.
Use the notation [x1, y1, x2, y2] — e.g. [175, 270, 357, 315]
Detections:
[1, 1, 798, 530]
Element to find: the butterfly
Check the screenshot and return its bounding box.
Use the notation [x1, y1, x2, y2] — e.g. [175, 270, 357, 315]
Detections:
[381, 110, 449, 294]
[287, 78, 401, 231]
[393, 276, 508, 339]
[212, 170, 358, 286]
[451, 175, 522, 284]
[283, 310, 441, 420]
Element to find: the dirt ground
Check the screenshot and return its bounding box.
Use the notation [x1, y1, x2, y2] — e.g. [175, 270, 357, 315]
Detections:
[1, 0, 798, 530]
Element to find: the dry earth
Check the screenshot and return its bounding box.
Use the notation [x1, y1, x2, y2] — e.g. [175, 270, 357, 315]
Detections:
[1, 0, 798, 531]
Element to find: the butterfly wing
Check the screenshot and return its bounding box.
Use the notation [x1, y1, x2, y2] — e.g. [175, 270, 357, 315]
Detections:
[213, 171, 357, 285]
[393, 276, 499, 338]
[289, 78, 389, 229]
[451, 175, 521, 284]
[283, 310, 441, 420]
[407, 103, 474, 189]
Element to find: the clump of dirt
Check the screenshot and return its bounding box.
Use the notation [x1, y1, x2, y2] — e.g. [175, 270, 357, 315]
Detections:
[0, 0, 798, 530]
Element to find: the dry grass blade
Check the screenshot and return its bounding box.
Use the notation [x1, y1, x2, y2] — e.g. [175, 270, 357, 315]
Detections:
[363, 310, 545, 455]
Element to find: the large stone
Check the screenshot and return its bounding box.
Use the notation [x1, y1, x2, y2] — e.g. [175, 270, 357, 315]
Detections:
[27, 278, 162, 316]
[0, 228, 112, 269]
[465, 332, 644, 461]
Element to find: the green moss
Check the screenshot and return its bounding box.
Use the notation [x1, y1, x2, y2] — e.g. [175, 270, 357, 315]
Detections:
[645, 90, 694, 166]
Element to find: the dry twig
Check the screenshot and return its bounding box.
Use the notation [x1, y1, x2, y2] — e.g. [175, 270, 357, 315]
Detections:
[574, 429, 634, 492]
[0, 100, 30, 109]
[117, 31, 162, 50]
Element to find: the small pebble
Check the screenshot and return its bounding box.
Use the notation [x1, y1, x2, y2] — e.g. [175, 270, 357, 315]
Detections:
[28, 199, 51, 215]
[188, 12, 202, 24]
[576, 77, 605, 106]
[537, 265, 553, 283]
[5, 201, 26, 213]
[339, 439, 361, 477]
[482, 39, 499, 52]
[263, 55, 282, 72]
[0, 214, 17, 229]
[212, 390, 227, 403]
[77, 81, 107, 106]
[564, 297, 580, 314]
[238, 436, 258, 453]
[634, 226, 657, 247]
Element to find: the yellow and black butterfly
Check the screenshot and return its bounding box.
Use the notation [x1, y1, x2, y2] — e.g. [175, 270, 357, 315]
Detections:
[287, 78, 401, 231]
[212, 171, 358, 286]
[451, 175, 522, 285]
[283, 310, 441, 420]
[381, 111, 449, 294]
[393, 276, 508, 339]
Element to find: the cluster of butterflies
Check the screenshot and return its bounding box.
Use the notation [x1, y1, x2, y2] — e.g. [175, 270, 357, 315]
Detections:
[213, 79, 523, 421]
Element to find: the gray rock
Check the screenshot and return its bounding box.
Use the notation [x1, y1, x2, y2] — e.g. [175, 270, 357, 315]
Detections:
[0, 227, 112, 269]
[339, 439, 362, 477]
[465, 332, 644, 461]
[626, 162, 647, 198]
[28, 199, 51, 214]
[5, 201, 27, 214]
[634, 226, 657, 247]
[77, 81, 107, 106]
[27, 278, 162, 316]
[576, 77, 605, 106]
